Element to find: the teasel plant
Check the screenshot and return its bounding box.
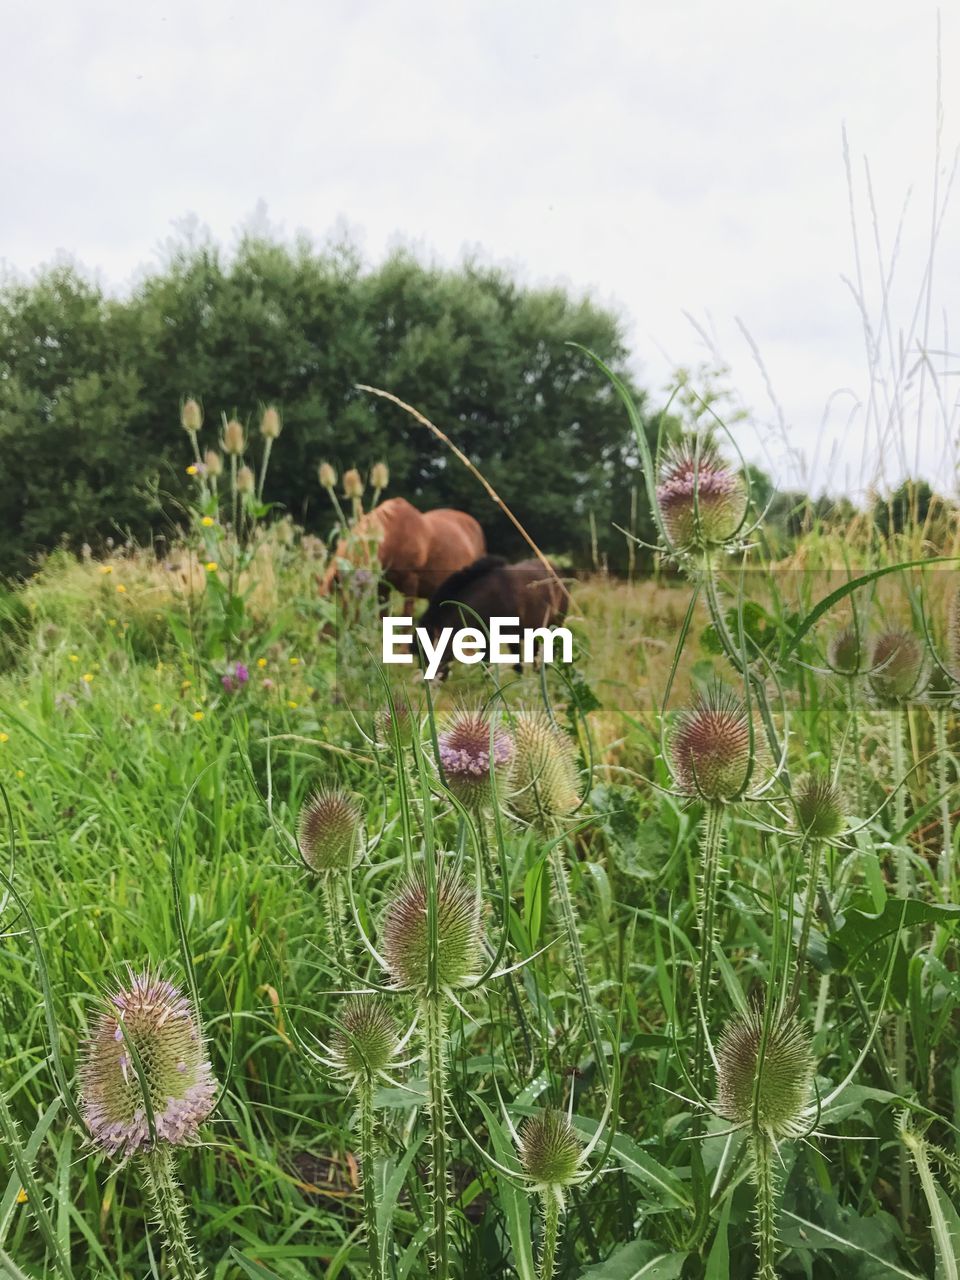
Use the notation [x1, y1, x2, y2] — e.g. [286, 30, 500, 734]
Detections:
[898, 1110, 960, 1280]
[296, 785, 364, 973]
[786, 769, 847, 1003]
[77, 969, 218, 1280]
[917, 583, 960, 896]
[824, 613, 871, 817]
[257, 404, 282, 500]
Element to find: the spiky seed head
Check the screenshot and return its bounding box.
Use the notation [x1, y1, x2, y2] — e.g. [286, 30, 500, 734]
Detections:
[374, 699, 414, 749]
[318, 461, 337, 490]
[236, 464, 256, 495]
[510, 711, 581, 826]
[297, 787, 362, 874]
[381, 869, 483, 991]
[827, 624, 867, 676]
[438, 706, 513, 808]
[78, 970, 217, 1158]
[371, 461, 389, 490]
[668, 684, 756, 801]
[222, 418, 246, 456]
[180, 398, 203, 433]
[260, 405, 282, 439]
[655, 437, 747, 554]
[793, 771, 846, 840]
[204, 448, 223, 478]
[716, 1002, 813, 1138]
[868, 630, 927, 704]
[518, 1109, 583, 1187]
[343, 468, 364, 500]
[330, 996, 398, 1081]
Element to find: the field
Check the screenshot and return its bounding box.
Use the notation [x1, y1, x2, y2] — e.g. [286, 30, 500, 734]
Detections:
[2, 439, 960, 1280]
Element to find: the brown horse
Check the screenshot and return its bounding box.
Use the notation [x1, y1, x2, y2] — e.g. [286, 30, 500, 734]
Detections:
[319, 497, 486, 612]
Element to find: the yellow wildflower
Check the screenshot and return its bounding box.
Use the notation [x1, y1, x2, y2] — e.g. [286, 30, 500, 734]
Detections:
[0, 733, 8, 744]
[15, 1188, 26, 1205]
[152, 703, 163, 713]
[16, 769, 25, 780]
[289, 657, 300, 666]
[186, 464, 199, 476]
[99, 565, 113, 575]
[257, 658, 267, 668]
[107, 618, 117, 627]
[68, 653, 79, 663]
[82, 673, 94, 683]
[181, 679, 192, 689]
[204, 562, 218, 573]
[116, 584, 126, 594]
[201, 516, 215, 527]
[192, 711, 205, 722]
[287, 700, 299, 709]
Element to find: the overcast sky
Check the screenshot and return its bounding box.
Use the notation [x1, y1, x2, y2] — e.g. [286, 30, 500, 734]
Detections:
[3, 0, 958, 498]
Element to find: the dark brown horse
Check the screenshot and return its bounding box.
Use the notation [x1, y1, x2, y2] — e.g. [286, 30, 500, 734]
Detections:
[418, 555, 570, 679]
[319, 497, 485, 612]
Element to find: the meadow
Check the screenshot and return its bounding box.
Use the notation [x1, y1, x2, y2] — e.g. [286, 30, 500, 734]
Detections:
[1, 393, 960, 1280]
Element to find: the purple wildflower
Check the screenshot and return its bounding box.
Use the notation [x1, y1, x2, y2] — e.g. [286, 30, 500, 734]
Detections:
[438, 707, 513, 808]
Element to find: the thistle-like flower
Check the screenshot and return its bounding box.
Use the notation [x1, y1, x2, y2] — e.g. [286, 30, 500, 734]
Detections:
[438, 706, 513, 809]
[374, 698, 414, 749]
[510, 711, 581, 826]
[318, 461, 337, 491]
[668, 683, 758, 801]
[868, 629, 927, 704]
[518, 1109, 584, 1191]
[343, 468, 364, 500]
[330, 996, 399, 1083]
[826, 623, 867, 676]
[180, 398, 203, 434]
[655, 437, 747, 556]
[297, 787, 362, 874]
[371, 461, 389, 491]
[79, 970, 217, 1159]
[203, 449, 223, 478]
[381, 869, 483, 992]
[222, 418, 246, 456]
[260, 406, 282, 439]
[236, 464, 256, 495]
[715, 1002, 813, 1140]
[793, 771, 845, 841]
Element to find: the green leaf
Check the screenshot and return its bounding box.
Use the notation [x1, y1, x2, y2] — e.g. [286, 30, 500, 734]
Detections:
[578, 1239, 688, 1278]
[229, 1250, 287, 1279]
[704, 1192, 731, 1279]
[828, 897, 960, 971]
[474, 1097, 536, 1280]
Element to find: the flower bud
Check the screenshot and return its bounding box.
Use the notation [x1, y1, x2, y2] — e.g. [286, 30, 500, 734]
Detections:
[716, 1002, 813, 1139]
[204, 449, 223, 478]
[260, 406, 282, 439]
[827, 624, 867, 676]
[375, 699, 414, 749]
[318, 462, 337, 490]
[180, 398, 203, 433]
[236, 464, 256, 495]
[382, 869, 483, 991]
[330, 996, 398, 1081]
[668, 684, 757, 801]
[438, 706, 513, 808]
[793, 771, 845, 840]
[297, 787, 362, 874]
[518, 1109, 583, 1188]
[371, 461, 389, 491]
[343, 468, 364, 500]
[78, 970, 217, 1158]
[868, 630, 927, 704]
[510, 711, 581, 826]
[222, 418, 246, 456]
[656, 438, 747, 554]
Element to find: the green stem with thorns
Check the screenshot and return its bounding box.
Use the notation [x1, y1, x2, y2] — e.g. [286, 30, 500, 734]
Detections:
[751, 1129, 778, 1280]
[791, 838, 823, 1005]
[901, 1124, 959, 1280]
[358, 1080, 382, 1279]
[538, 1188, 563, 1280]
[848, 678, 865, 818]
[889, 705, 912, 1227]
[934, 705, 953, 894]
[322, 875, 347, 974]
[140, 1146, 206, 1280]
[424, 993, 450, 1278]
[693, 801, 725, 1098]
[550, 840, 609, 1088]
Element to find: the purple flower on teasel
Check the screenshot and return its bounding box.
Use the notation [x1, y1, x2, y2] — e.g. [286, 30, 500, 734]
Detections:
[438, 706, 513, 807]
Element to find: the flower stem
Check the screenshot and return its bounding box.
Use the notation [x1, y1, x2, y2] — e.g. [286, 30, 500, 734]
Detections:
[901, 1125, 959, 1280]
[889, 707, 909, 895]
[934, 705, 953, 894]
[358, 1081, 382, 1279]
[751, 1129, 778, 1280]
[322, 875, 347, 974]
[693, 801, 725, 1098]
[140, 1146, 205, 1280]
[424, 993, 450, 1278]
[549, 841, 609, 1088]
[538, 1188, 563, 1280]
[790, 838, 823, 1005]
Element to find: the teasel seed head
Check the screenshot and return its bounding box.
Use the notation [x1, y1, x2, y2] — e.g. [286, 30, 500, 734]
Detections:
[381, 868, 483, 992]
[370, 461, 389, 490]
[318, 461, 337, 491]
[78, 969, 217, 1159]
[510, 710, 581, 827]
[438, 705, 513, 808]
[668, 683, 757, 801]
[330, 995, 398, 1082]
[180, 397, 203, 434]
[374, 699, 414, 749]
[827, 623, 867, 676]
[716, 1001, 813, 1139]
[222, 418, 246, 456]
[518, 1109, 583, 1189]
[793, 771, 846, 840]
[236, 464, 256, 495]
[655, 437, 747, 555]
[868, 629, 927, 704]
[297, 786, 362, 874]
[204, 449, 223, 478]
[259, 405, 282, 439]
[343, 468, 364, 500]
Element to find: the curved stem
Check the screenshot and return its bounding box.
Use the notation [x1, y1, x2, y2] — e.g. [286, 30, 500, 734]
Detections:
[549, 841, 609, 1088]
[258, 436, 273, 503]
[538, 1188, 563, 1280]
[751, 1129, 778, 1280]
[140, 1146, 205, 1280]
[358, 1081, 382, 1279]
[693, 801, 725, 1097]
[425, 993, 450, 1278]
[790, 838, 823, 1005]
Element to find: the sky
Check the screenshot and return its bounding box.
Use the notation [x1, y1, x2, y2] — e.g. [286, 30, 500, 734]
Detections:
[2, 0, 959, 499]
